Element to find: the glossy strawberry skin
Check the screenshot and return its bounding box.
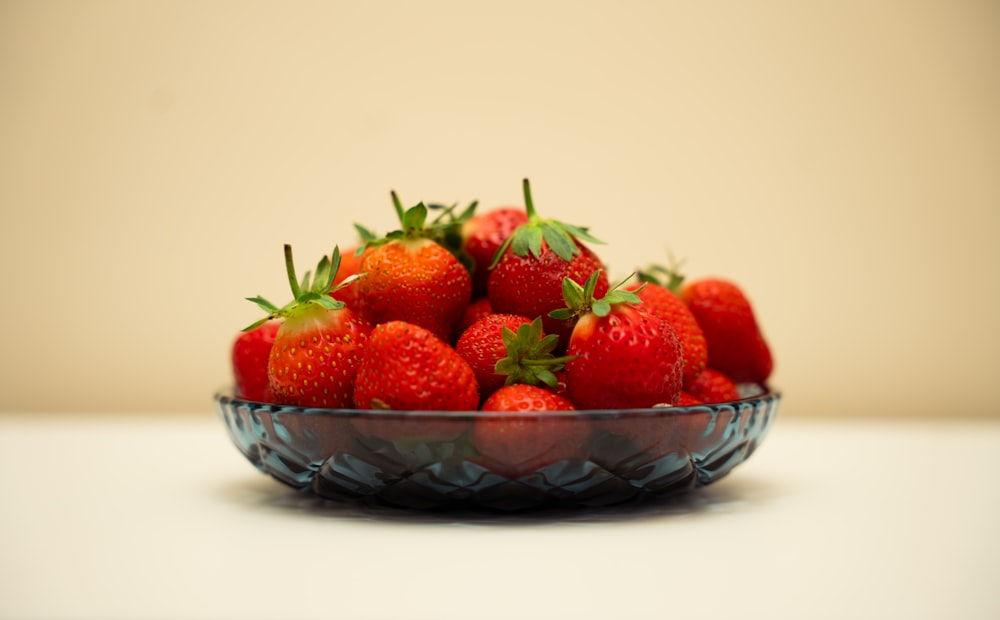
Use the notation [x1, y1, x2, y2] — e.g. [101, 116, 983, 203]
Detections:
[681, 278, 773, 384]
[676, 391, 704, 406]
[473, 384, 588, 477]
[455, 313, 533, 401]
[626, 281, 708, 387]
[267, 307, 372, 409]
[231, 319, 281, 402]
[565, 305, 684, 410]
[480, 383, 577, 412]
[685, 368, 741, 404]
[548, 370, 570, 400]
[353, 321, 480, 412]
[354, 239, 472, 342]
[456, 297, 494, 338]
[488, 242, 608, 344]
[461, 207, 528, 297]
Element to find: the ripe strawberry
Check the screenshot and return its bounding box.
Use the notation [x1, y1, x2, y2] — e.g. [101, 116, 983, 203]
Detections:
[246, 245, 373, 409]
[472, 384, 589, 477]
[555, 271, 685, 409]
[455, 313, 534, 399]
[480, 383, 578, 412]
[353, 320, 480, 411]
[488, 179, 608, 345]
[354, 198, 472, 341]
[685, 368, 741, 404]
[456, 297, 494, 336]
[675, 391, 704, 406]
[461, 206, 528, 296]
[231, 318, 281, 402]
[681, 278, 774, 383]
[548, 369, 570, 400]
[624, 280, 707, 387]
[456, 315, 571, 401]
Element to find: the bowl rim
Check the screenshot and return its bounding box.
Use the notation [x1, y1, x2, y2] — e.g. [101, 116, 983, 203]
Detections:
[214, 385, 781, 420]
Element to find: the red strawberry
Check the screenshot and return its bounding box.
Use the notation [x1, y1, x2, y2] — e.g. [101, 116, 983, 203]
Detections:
[354, 198, 472, 341]
[246, 245, 373, 409]
[548, 369, 570, 400]
[461, 206, 528, 296]
[353, 320, 480, 411]
[556, 271, 685, 409]
[456, 297, 494, 336]
[624, 280, 707, 387]
[231, 318, 281, 402]
[681, 278, 773, 383]
[457, 315, 571, 401]
[350, 320, 478, 447]
[676, 391, 704, 406]
[685, 368, 741, 404]
[480, 383, 578, 412]
[455, 313, 533, 399]
[472, 384, 588, 477]
[488, 179, 608, 346]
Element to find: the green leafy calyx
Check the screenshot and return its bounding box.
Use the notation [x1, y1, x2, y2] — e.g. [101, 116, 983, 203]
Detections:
[490, 178, 603, 268]
[494, 317, 576, 388]
[549, 270, 643, 321]
[355, 192, 478, 271]
[243, 245, 351, 330]
[636, 251, 687, 294]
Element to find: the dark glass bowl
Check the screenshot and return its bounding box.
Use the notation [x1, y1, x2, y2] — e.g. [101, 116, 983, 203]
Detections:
[214, 386, 780, 511]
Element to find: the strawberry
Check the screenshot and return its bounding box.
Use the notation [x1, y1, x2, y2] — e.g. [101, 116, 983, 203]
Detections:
[624, 279, 707, 387]
[350, 320, 478, 448]
[456, 297, 494, 336]
[675, 391, 704, 406]
[685, 368, 741, 404]
[487, 179, 608, 346]
[548, 369, 571, 400]
[681, 277, 774, 384]
[461, 206, 528, 296]
[231, 318, 281, 402]
[472, 384, 589, 477]
[456, 315, 571, 401]
[555, 271, 685, 409]
[246, 245, 372, 409]
[455, 313, 534, 400]
[480, 383, 578, 412]
[353, 320, 480, 411]
[354, 197, 472, 342]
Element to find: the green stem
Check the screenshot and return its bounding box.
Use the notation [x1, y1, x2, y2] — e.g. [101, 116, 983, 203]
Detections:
[521, 355, 577, 366]
[522, 178, 538, 219]
[283, 244, 302, 298]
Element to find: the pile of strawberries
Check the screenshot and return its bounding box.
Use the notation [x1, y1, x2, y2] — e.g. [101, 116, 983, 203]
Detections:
[231, 180, 774, 418]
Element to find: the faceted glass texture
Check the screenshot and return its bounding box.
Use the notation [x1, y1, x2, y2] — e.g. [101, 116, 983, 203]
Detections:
[215, 386, 779, 511]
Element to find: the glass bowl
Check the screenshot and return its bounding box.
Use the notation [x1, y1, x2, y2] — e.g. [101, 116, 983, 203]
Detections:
[214, 386, 780, 511]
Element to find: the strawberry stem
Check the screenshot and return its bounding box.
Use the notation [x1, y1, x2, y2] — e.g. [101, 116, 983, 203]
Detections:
[492, 179, 604, 264]
[520, 355, 576, 367]
[522, 178, 538, 220]
[284, 244, 302, 299]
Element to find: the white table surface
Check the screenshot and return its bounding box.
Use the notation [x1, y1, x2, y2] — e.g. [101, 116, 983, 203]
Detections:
[1, 412, 998, 620]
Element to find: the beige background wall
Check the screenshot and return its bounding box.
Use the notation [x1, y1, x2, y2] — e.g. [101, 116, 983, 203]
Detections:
[1, 0, 997, 417]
